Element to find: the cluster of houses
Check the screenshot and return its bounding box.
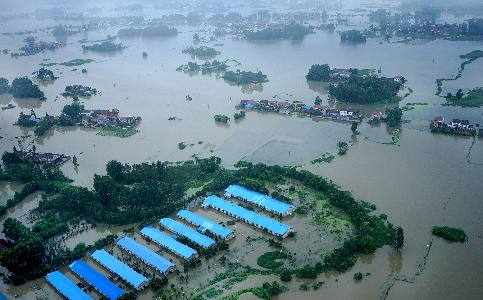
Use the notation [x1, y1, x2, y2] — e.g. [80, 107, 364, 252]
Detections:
[431, 116, 481, 136]
[369, 21, 469, 40]
[80, 109, 140, 128]
[11, 147, 70, 165]
[237, 99, 362, 122]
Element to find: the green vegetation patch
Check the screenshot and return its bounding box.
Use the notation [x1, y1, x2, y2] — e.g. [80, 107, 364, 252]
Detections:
[40, 59, 95, 67]
[311, 153, 335, 164]
[257, 251, 289, 269]
[445, 87, 483, 107]
[223, 70, 268, 85]
[436, 50, 483, 96]
[402, 102, 428, 111]
[329, 75, 403, 104]
[221, 281, 285, 300]
[432, 226, 467, 242]
[97, 127, 138, 138]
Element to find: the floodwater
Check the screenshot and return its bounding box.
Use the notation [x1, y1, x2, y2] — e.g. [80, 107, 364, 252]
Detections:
[1, 3, 483, 299]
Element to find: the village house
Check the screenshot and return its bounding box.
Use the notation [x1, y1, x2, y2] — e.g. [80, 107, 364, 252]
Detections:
[372, 111, 384, 120]
[12, 148, 70, 165]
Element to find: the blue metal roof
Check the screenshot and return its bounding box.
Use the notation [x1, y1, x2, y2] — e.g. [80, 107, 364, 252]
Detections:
[224, 185, 294, 215]
[45, 271, 92, 300]
[140, 226, 198, 260]
[177, 210, 234, 240]
[159, 218, 216, 249]
[69, 260, 124, 300]
[91, 249, 148, 289]
[117, 237, 175, 274]
[202, 195, 292, 237]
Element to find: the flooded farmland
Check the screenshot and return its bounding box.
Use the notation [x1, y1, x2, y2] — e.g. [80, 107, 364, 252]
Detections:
[0, 0, 483, 299]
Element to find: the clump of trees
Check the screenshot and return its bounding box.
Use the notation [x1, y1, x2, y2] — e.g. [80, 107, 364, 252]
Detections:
[445, 87, 483, 107]
[118, 26, 178, 37]
[432, 226, 466, 242]
[223, 70, 268, 85]
[0, 77, 45, 99]
[385, 107, 403, 127]
[245, 24, 314, 40]
[214, 114, 230, 124]
[182, 46, 220, 58]
[177, 60, 228, 74]
[329, 76, 402, 104]
[338, 141, 349, 155]
[354, 272, 363, 281]
[306, 64, 330, 81]
[234, 111, 246, 120]
[82, 41, 125, 52]
[15, 103, 84, 136]
[340, 30, 367, 43]
[32, 68, 57, 81]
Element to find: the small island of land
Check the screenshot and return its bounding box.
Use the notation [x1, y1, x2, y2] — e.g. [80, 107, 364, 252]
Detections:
[223, 70, 268, 85]
[0, 77, 45, 100]
[306, 64, 404, 104]
[10, 36, 62, 57]
[82, 41, 125, 52]
[16, 103, 140, 137]
[339, 30, 367, 43]
[176, 60, 228, 74]
[445, 87, 483, 107]
[182, 46, 220, 59]
[245, 24, 314, 40]
[118, 25, 178, 37]
[32, 68, 58, 81]
[432, 226, 467, 242]
[40, 58, 95, 67]
[62, 85, 98, 98]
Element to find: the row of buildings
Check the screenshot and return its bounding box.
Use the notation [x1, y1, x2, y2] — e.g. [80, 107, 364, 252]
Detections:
[237, 99, 362, 122]
[44, 184, 295, 299]
[431, 116, 481, 136]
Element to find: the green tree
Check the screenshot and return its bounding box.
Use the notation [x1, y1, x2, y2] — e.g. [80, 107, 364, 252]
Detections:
[280, 269, 292, 282]
[314, 96, 323, 105]
[354, 272, 363, 281]
[93, 174, 115, 206]
[106, 160, 124, 181]
[456, 89, 464, 99]
[338, 141, 349, 155]
[340, 30, 366, 43]
[0, 78, 9, 94]
[10, 77, 45, 99]
[62, 102, 84, 118]
[351, 122, 358, 135]
[385, 107, 403, 127]
[306, 64, 331, 81]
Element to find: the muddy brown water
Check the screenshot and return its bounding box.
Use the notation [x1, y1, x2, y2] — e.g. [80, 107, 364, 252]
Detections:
[1, 4, 483, 299]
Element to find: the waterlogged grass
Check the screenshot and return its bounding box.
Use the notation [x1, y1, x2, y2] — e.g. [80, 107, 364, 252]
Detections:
[97, 127, 138, 138]
[402, 102, 428, 111]
[257, 251, 289, 269]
